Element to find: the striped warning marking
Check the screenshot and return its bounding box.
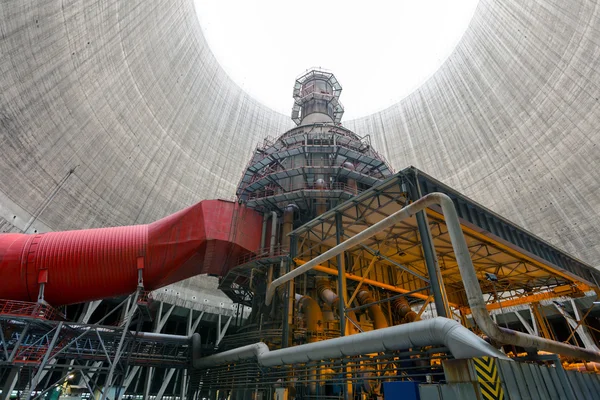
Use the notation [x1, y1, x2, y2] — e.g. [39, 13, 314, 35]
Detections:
[473, 357, 504, 400]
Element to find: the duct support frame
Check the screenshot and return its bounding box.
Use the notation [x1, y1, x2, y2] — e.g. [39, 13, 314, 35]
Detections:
[265, 192, 600, 362]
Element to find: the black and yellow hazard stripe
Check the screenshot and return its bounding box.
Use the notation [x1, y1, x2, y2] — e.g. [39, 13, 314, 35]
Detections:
[473, 357, 504, 400]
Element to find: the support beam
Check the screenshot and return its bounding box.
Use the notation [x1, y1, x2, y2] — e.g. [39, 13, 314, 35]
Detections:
[157, 303, 176, 332]
[116, 365, 141, 399]
[335, 212, 350, 400]
[0, 323, 9, 361]
[335, 212, 348, 337]
[79, 300, 102, 323]
[216, 315, 233, 347]
[26, 322, 63, 400]
[191, 311, 205, 335]
[556, 300, 600, 351]
[1, 367, 20, 400]
[529, 308, 539, 336]
[514, 310, 536, 336]
[155, 369, 176, 400]
[410, 175, 450, 318]
[347, 256, 378, 306]
[101, 292, 139, 400]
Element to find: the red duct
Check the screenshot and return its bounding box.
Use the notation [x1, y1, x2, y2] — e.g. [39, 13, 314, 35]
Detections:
[0, 200, 262, 306]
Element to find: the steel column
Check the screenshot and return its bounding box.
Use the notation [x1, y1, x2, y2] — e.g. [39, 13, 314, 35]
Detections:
[0, 323, 9, 361]
[281, 235, 297, 348]
[335, 212, 350, 400]
[335, 212, 348, 337]
[410, 176, 449, 318]
[101, 292, 138, 400]
[155, 369, 176, 400]
[216, 315, 233, 347]
[26, 321, 64, 400]
[1, 367, 20, 400]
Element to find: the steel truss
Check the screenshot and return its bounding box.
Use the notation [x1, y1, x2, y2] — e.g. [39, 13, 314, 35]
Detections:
[0, 294, 192, 400]
[290, 167, 599, 316]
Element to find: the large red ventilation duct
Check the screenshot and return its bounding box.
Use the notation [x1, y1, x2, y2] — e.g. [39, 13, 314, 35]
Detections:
[0, 200, 262, 306]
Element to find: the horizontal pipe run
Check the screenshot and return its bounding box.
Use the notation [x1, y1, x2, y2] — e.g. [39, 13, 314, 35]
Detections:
[266, 192, 600, 362]
[131, 332, 191, 344]
[193, 317, 508, 369]
[310, 263, 456, 305]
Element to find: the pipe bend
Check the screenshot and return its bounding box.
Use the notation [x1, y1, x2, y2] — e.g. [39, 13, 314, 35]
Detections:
[432, 192, 600, 362]
[357, 290, 388, 329]
[193, 342, 269, 369]
[193, 317, 507, 369]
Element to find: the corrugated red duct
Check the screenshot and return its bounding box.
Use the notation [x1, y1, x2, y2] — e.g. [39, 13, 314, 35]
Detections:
[0, 200, 262, 305]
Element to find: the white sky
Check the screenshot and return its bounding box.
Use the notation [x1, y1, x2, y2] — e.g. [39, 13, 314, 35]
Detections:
[193, 0, 480, 120]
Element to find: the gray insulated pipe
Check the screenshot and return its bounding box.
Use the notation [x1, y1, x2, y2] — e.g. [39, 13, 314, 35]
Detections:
[265, 192, 600, 362]
[192, 317, 507, 369]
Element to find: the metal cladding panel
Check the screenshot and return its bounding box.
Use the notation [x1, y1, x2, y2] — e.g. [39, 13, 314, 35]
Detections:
[0, 234, 33, 301]
[0, 200, 262, 305]
[25, 225, 147, 305]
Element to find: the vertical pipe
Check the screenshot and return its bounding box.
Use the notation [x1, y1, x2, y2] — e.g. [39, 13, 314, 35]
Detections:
[335, 212, 347, 337]
[283, 206, 297, 341]
[409, 175, 450, 318]
[282, 235, 298, 348]
[261, 213, 269, 250]
[267, 211, 277, 294]
[269, 211, 278, 255]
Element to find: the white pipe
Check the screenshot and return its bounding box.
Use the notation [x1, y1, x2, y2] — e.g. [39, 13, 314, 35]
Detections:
[260, 213, 269, 250]
[267, 211, 278, 286]
[192, 317, 507, 369]
[132, 332, 190, 343]
[269, 211, 278, 255]
[265, 192, 600, 362]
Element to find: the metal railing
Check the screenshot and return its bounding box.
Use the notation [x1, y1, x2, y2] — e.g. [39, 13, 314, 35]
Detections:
[0, 299, 65, 320]
[247, 182, 360, 202]
[236, 245, 290, 266]
[191, 347, 451, 399]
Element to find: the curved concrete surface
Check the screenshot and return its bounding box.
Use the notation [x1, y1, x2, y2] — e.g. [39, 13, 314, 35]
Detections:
[345, 0, 600, 265]
[0, 0, 291, 234]
[1, 0, 599, 274]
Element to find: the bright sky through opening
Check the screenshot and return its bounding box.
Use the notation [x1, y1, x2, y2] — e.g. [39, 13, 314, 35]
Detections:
[194, 0, 479, 120]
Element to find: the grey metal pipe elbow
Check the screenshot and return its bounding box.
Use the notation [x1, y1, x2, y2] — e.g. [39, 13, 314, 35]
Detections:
[193, 342, 270, 369]
[192, 317, 508, 369]
[432, 192, 600, 362]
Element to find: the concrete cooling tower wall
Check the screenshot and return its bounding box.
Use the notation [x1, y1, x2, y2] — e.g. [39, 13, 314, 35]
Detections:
[343, 0, 600, 266]
[1, 0, 599, 280]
